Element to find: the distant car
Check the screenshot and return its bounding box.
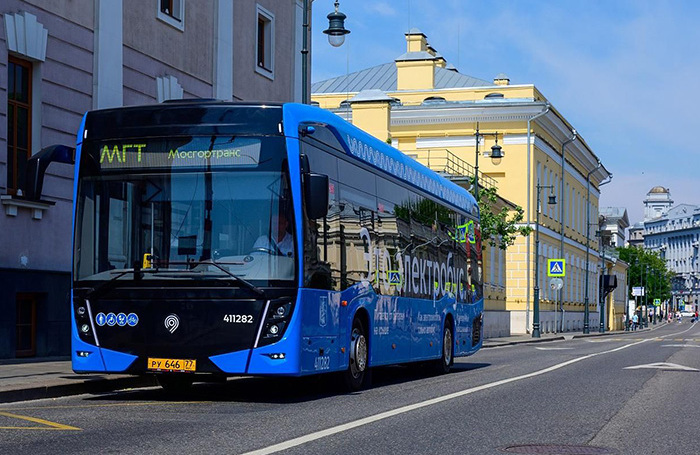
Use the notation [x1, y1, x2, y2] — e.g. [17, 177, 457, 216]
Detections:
[680, 311, 695, 318]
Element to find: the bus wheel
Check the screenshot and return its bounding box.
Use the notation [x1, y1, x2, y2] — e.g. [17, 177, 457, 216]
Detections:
[158, 374, 194, 393]
[344, 318, 369, 391]
[433, 323, 453, 374]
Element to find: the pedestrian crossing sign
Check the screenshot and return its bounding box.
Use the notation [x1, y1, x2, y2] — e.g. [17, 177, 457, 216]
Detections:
[547, 259, 566, 277]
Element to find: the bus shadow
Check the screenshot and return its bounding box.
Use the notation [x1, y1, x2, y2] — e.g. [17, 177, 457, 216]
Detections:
[85, 362, 491, 404]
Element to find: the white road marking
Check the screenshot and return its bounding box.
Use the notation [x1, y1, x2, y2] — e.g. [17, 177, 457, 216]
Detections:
[624, 362, 699, 372]
[241, 339, 648, 455]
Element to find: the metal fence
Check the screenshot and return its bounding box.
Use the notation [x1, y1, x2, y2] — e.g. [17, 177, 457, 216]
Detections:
[402, 148, 497, 190]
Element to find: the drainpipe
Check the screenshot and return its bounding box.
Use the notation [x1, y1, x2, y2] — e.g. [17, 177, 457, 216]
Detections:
[555, 129, 576, 333]
[525, 103, 550, 334]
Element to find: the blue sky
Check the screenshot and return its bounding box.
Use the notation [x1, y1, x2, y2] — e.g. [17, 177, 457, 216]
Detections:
[311, 0, 700, 225]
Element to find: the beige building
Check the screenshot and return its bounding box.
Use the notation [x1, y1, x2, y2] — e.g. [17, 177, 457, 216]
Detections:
[312, 29, 627, 336]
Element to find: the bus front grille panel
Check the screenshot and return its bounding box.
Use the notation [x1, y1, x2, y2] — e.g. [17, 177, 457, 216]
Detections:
[89, 298, 266, 358]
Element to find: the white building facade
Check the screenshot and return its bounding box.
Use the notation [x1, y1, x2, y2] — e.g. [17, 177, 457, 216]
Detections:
[642, 187, 700, 312]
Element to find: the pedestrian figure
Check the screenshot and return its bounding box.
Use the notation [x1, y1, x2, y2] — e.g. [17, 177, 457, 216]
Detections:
[631, 313, 638, 331]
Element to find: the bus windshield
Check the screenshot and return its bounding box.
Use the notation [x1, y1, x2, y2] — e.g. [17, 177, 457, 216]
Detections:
[73, 135, 295, 286]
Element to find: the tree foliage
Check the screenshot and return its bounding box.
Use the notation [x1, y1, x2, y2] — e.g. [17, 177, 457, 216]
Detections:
[474, 184, 532, 250]
[617, 246, 673, 302]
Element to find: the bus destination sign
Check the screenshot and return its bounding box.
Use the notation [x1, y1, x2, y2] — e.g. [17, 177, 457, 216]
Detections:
[96, 137, 261, 170]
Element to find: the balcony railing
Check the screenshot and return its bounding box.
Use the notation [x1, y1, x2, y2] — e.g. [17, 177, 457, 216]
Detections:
[402, 148, 497, 190]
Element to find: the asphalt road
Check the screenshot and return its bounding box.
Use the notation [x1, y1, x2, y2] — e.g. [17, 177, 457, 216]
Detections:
[1, 322, 698, 455]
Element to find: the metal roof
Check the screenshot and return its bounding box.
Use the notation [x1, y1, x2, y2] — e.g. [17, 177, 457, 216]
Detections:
[311, 62, 490, 94]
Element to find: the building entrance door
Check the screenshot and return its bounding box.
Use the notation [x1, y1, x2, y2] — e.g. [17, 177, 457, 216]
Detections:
[16, 294, 37, 357]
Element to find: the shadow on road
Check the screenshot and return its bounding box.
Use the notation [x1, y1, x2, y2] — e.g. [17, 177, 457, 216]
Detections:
[84, 361, 491, 404]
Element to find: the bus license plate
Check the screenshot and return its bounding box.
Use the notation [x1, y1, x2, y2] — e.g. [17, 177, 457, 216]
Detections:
[147, 358, 196, 373]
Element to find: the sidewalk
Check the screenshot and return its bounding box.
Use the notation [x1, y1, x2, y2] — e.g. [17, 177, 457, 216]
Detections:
[0, 357, 156, 404]
[0, 327, 648, 404]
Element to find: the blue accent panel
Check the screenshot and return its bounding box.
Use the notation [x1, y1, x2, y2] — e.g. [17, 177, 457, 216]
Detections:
[300, 336, 341, 374]
[71, 113, 87, 282]
[71, 312, 106, 373]
[209, 349, 251, 374]
[369, 294, 411, 365]
[282, 125, 304, 287]
[71, 290, 137, 373]
[247, 328, 302, 375]
[299, 289, 340, 337]
[100, 346, 138, 372]
[248, 295, 303, 375]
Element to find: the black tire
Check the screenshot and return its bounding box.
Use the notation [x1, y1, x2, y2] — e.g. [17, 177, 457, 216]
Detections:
[157, 374, 194, 393]
[433, 323, 453, 374]
[343, 317, 370, 391]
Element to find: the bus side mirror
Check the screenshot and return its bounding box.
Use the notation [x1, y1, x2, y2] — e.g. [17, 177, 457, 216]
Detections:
[23, 145, 75, 200]
[304, 173, 329, 219]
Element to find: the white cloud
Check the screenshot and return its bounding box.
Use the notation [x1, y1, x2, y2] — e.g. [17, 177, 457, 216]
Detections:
[368, 2, 398, 17]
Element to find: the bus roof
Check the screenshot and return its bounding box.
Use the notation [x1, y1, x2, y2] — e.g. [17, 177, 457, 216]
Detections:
[282, 103, 478, 216]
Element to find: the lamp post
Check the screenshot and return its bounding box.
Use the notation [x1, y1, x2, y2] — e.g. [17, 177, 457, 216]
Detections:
[532, 181, 557, 338]
[653, 268, 658, 325]
[583, 161, 601, 334]
[598, 227, 607, 333]
[301, 0, 350, 104]
[643, 265, 649, 328]
[473, 122, 504, 204]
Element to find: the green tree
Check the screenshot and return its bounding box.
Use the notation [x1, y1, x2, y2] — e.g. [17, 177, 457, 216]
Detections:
[617, 246, 672, 303]
[473, 184, 532, 250]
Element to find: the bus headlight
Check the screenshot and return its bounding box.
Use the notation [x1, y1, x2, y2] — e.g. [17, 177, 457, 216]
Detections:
[80, 324, 90, 333]
[257, 299, 293, 347]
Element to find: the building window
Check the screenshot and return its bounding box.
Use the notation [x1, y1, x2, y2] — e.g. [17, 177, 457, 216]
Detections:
[16, 293, 37, 357]
[7, 57, 32, 195]
[255, 5, 275, 79]
[158, 0, 185, 31]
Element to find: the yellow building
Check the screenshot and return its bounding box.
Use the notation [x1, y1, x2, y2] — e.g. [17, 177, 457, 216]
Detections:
[312, 29, 626, 336]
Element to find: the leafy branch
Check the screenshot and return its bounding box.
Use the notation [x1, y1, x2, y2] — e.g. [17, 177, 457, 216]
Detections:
[473, 183, 532, 250]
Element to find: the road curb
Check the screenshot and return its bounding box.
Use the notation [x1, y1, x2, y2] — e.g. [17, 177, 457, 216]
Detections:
[0, 375, 157, 404]
[483, 336, 566, 348]
[483, 328, 652, 349]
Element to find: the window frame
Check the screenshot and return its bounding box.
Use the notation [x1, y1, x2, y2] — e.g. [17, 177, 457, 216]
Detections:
[255, 4, 275, 80]
[157, 0, 185, 31]
[7, 56, 32, 195]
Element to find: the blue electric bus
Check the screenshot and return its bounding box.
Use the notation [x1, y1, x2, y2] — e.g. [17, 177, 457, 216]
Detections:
[60, 101, 483, 391]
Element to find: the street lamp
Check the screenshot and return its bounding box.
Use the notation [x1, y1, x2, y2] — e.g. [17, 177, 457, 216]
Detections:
[301, 0, 350, 104]
[473, 122, 504, 203]
[323, 0, 351, 47]
[532, 181, 557, 338]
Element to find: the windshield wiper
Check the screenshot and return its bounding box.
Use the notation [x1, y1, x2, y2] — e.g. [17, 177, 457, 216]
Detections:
[83, 260, 267, 299]
[84, 267, 152, 300]
[159, 260, 266, 298]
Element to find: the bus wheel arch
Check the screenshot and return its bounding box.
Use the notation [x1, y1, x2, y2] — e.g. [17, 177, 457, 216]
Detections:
[434, 314, 454, 374]
[343, 309, 371, 391]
